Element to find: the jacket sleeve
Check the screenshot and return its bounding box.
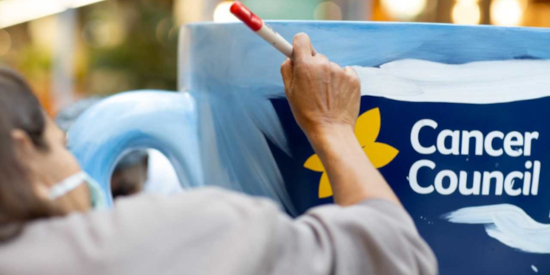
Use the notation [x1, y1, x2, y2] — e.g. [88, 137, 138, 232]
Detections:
[77, 188, 437, 275]
[270, 198, 438, 275]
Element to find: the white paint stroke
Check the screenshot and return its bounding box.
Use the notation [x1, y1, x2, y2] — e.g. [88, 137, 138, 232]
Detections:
[444, 204, 550, 254]
[532, 265, 538, 273]
[353, 59, 550, 104]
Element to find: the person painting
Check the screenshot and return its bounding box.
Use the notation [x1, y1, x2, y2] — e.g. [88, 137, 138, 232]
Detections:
[0, 34, 437, 275]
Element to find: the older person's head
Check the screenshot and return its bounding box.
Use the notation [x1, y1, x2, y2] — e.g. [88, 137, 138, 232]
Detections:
[0, 68, 91, 242]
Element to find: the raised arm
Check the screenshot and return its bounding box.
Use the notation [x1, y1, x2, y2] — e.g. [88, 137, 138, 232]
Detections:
[280, 33, 399, 207]
[277, 33, 437, 275]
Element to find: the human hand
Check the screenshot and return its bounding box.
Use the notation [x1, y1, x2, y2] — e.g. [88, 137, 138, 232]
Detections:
[280, 33, 361, 139]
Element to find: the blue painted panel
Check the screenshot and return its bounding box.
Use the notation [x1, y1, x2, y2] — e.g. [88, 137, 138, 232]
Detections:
[177, 22, 550, 274]
[272, 95, 550, 274]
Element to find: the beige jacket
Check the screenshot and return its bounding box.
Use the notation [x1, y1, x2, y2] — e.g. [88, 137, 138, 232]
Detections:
[0, 187, 437, 275]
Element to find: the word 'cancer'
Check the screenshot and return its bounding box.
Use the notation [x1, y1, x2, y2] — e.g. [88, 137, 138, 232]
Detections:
[411, 119, 539, 157]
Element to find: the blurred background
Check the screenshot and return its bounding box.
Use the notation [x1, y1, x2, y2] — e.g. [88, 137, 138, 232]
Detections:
[0, 0, 549, 114]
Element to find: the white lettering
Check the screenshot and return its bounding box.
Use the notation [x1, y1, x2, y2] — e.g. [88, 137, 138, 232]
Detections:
[503, 131, 523, 157]
[532, 161, 541, 195]
[504, 171, 523, 196]
[409, 120, 541, 197]
[409, 164, 540, 196]
[524, 132, 539, 157]
[411, 120, 437, 155]
[523, 161, 532, 196]
[435, 170, 458, 195]
[484, 131, 504, 157]
[482, 171, 504, 195]
[461, 131, 483, 156]
[437, 130, 460, 155]
[459, 171, 481, 195]
[412, 119, 540, 158]
[409, 160, 435, 194]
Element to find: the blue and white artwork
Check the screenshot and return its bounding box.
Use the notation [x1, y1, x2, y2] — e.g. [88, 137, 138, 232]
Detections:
[69, 22, 550, 274]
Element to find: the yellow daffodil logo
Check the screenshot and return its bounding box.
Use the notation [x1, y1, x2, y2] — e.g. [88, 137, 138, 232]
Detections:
[304, 108, 399, 198]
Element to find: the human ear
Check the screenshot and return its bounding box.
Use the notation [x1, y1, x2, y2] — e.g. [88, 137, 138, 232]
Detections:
[11, 129, 45, 193]
[11, 129, 36, 163]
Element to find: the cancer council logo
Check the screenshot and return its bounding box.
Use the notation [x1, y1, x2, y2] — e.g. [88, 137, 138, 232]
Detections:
[304, 108, 399, 198]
